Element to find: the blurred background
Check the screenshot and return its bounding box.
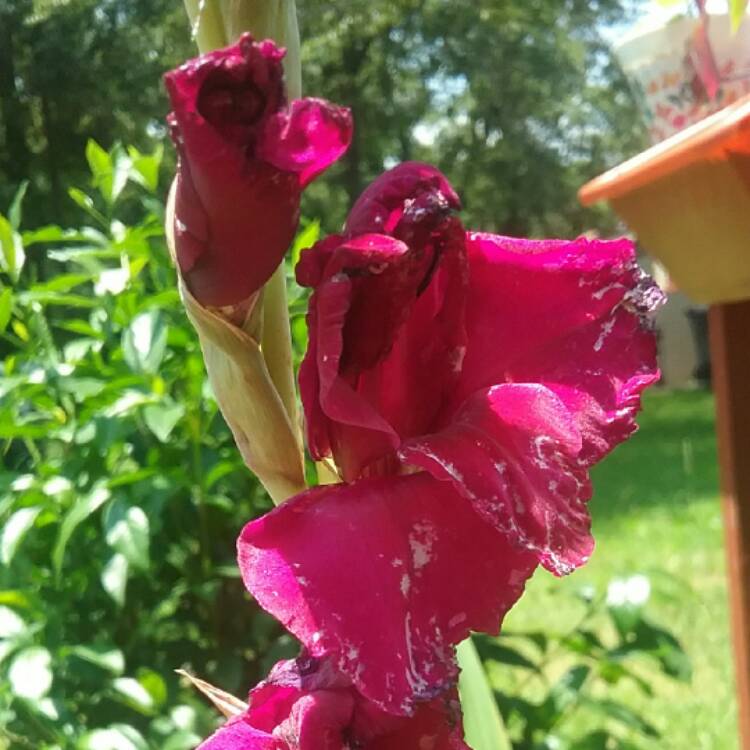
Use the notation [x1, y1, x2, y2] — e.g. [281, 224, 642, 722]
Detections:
[0, 1, 738, 748]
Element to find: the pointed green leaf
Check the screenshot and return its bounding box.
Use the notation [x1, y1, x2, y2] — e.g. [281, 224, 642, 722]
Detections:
[143, 400, 185, 442]
[1, 506, 41, 565]
[0, 287, 12, 333]
[68, 644, 125, 675]
[137, 668, 167, 707]
[68, 187, 107, 226]
[53, 485, 111, 576]
[104, 500, 149, 571]
[111, 149, 131, 204]
[122, 310, 167, 374]
[457, 638, 511, 750]
[111, 677, 154, 713]
[8, 181, 28, 230]
[8, 647, 53, 700]
[0, 214, 25, 281]
[102, 553, 129, 606]
[86, 139, 114, 203]
[127, 144, 163, 193]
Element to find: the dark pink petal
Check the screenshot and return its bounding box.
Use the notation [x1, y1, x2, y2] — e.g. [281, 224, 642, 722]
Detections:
[276, 691, 354, 750]
[401, 384, 593, 576]
[451, 233, 662, 464]
[259, 99, 353, 188]
[345, 162, 460, 237]
[297, 213, 467, 480]
[165, 34, 350, 306]
[511, 303, 661, 467]
[197, 715, 276, 750]
[237, 473, 535, 714]
[169, 155, 299, 307]
[206, 657, 468, 749]
[366, 693, 469, 750]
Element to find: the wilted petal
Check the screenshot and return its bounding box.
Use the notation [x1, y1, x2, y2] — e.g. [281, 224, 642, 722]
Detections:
[259, 98, 353, 187]
[297, 192, 467, 480]
[401, 384, 593, 576]
[201, 656, 468, 749]
[364, 691, 469, 750]
[345, 162, 460, 237]
[452, 233, 662, 464]
[238, 473, 535, 714]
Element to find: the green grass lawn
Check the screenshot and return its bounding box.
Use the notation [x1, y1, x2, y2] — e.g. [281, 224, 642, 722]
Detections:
[501, 389, 738, 749]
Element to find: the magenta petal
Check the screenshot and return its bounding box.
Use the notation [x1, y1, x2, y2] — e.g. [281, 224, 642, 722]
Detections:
[296, 218, 467, 480]
[197, 716, 276, 750]
[345, 162, 460, 237]
[401, 384, 593, 575]
[237, 473, 535, 714]
[452, 233, 662, 463]
[205, 657, 468, 749]
[278, 691, 354, 750]
[365, 693, 469, 750]
[259, 98, 353, 188]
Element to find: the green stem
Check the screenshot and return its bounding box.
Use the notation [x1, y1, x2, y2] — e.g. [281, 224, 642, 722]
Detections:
[179, 0, 306, 497]
[261, 264, 301, 452]
[182, 0, 227, 53]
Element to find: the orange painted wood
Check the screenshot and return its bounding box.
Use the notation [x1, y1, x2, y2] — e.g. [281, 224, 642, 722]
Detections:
[579, 94, 750, 206]
[577, 94, 750, 304]
[709, 302, 750, 750]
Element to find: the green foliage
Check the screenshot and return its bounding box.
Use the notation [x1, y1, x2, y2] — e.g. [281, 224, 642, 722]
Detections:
[299, 0, 646, 236]
[728, 0, 749, 29]
[0, 141, 290, 749]
[476, 575, 691, 750]
[0, 0, 192, 227]
[458, 638, 512, 750]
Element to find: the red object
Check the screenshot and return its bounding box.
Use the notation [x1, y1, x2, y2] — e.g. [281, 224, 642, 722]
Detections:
[165, 34, 352, 306]
[238, 473, 535, 716]
[198, 655, 468, 749]
[236, 163, 662, 718]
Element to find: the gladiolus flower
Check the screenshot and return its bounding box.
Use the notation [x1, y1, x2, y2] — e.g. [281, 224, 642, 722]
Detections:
[198, 654, 468, 749]
[165, 33, 352, 307]
[237, 162, 663, 715]
[297, 162, 663, 575]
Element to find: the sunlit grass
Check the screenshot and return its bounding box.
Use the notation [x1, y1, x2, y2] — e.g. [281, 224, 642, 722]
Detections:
[502, 389, 737, 749]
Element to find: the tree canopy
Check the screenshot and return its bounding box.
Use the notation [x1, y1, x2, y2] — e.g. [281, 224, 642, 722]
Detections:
[0, 0, 645, 233]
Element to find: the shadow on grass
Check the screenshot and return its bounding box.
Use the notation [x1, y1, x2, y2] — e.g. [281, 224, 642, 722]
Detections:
[589, 389, 719, 521]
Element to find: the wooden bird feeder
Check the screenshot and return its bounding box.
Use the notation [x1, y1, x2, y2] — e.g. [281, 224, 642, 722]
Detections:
[580, 93, 750, 749]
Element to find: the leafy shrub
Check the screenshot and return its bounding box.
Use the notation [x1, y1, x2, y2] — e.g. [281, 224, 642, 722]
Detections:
[0, 143, 690, 750]
[475, 575, 691, 750]
[0, 141, 295, 749]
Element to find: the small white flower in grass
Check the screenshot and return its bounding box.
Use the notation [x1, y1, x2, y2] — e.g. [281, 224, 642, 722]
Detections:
[607, 574, 651, 607]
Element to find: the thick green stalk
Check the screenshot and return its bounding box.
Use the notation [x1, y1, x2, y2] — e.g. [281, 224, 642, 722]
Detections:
[177, 0, 306, 502]
[182, 0, 227, 53]
[260, 265, 301, 449]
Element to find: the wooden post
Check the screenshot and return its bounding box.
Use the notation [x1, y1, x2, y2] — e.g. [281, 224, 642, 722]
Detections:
[709, 301, 750, 749]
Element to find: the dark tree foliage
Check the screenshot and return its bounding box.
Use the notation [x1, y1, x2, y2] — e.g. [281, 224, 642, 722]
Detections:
[299, 0, 647, 235]
[0, 0, 193, 226]
[0, 0, 645, 236]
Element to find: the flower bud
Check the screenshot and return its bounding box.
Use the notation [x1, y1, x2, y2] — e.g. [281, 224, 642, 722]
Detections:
[165, 34, 351, 308]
